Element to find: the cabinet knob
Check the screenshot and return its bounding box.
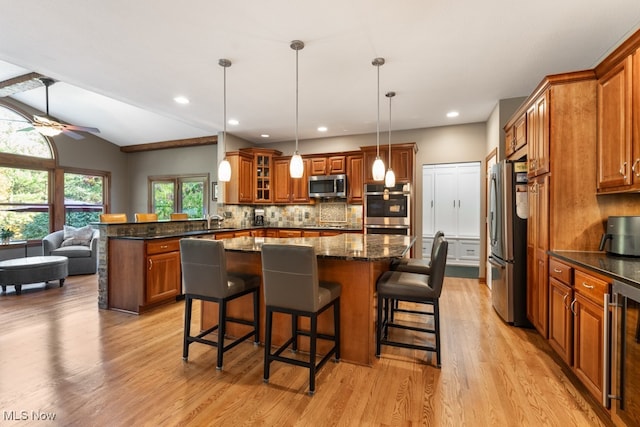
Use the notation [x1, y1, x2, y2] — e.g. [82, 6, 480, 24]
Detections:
[619, 162, 628, 179]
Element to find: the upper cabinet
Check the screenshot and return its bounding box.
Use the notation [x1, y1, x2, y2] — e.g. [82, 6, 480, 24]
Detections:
[505, 113, 526, 159]
[224, 151, 254, 204]
[361, 143, 416, 184]
[527, 90, 550, 177]
[596, 53, 637, 193]
[309, 155, 346, 176]
[223, 148, 281, 204]
[346, 154, 363, 203]
[273, 157, 310, 203]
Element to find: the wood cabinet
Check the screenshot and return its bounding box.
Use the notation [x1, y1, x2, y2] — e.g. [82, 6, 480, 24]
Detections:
[362, 143, 416, 184]
[527, 90, 550, 177]
[572, 269, 609, 401]
[309, 155, 346, 175]
[596, 54, 637, 192]
[224, 151, 253, 204]
[527, 174, 549, 337]
[505, 113, 526, 159]
[273, 157, 310, 203]
[346, 154, 363, 203]
[108, 238, 181, 314]
[548, 258, 573, 364]
[278, 229, 303, 238]
[253, 149, 278, 203]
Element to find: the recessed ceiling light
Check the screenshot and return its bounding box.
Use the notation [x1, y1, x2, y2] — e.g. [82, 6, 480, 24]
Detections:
[228, 119, 239, 126]
[174, 96, 189, 104]
[261, 134, 270, 138]
[317, 126, 328, 132]
[446, 111, 459, 118]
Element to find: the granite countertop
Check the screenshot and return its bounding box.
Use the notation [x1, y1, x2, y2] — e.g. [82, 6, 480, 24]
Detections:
[216, 234, 415, 261]
[550, 250, 640, 289]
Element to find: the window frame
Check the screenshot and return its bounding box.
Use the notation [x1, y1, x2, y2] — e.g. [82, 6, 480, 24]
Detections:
[148, 174, 209, 220]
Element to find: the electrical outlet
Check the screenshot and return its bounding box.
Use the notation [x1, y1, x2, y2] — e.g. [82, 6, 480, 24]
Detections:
[304, 212, 310, 219]
[224, 211, 232, 218]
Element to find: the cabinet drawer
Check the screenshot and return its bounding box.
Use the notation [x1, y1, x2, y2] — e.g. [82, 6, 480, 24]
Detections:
[574, 270, 609, 305]
[549, 258, 572, 284]
[146, 239, 180, 255]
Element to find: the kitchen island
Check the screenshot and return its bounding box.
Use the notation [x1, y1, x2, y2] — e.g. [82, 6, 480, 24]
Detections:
[201, 234, 415, 366]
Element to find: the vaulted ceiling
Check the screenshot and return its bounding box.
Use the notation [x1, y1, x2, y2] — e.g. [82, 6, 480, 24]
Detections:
[1, 1, 639, 147]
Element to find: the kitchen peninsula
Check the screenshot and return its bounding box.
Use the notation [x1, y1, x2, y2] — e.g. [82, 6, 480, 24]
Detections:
[199, 233, 415, 366]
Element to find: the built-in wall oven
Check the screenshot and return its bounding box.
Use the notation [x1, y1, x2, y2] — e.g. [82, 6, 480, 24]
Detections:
[364, 183, 411, 235]
[606, 280, 640, 426]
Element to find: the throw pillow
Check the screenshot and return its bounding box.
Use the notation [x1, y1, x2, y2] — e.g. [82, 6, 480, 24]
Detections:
[61, 225, 94, 247]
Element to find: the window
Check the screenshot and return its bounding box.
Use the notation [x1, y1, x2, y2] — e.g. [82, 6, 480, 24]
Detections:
[0, 166, 50, 240]
[64, 171, 107, 227]
[150, 175, 208, 220]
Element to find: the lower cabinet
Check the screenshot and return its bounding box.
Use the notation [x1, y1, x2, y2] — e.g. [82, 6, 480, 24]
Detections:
[108, 238, 181, 314]
[547, 257, 609, 402]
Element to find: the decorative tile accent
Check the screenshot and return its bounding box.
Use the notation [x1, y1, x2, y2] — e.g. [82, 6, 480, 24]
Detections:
[319, 202, 347, 224]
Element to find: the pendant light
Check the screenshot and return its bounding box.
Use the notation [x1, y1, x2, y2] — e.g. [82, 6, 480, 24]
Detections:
[289, 40, 305, 179]
[372, 57, 386, 181]
[217, 58, 232, 182]
[385, 91, 396, 188]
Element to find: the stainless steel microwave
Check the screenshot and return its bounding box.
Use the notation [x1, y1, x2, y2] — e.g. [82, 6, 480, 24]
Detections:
[308, 174, 347, 198]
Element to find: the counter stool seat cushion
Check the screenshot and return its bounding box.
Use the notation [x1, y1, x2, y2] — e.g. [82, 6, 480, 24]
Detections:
[377, 271, 436, 299]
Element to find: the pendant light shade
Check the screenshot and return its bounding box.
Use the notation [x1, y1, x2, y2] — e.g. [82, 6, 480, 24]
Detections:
[218, 58, 232, 183]
[385, 91, 396, 188]
[290, 40, 305, 178]
[372, 57, 385, 181]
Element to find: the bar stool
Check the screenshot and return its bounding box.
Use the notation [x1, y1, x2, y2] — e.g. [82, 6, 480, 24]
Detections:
[391, 230, 444, 274]
[135, 213, 158, 222]
[170, 213, 189, 220]
[99, 213, 128, 223]
[261, 244, 341, 395]
[180, 238, 260, 370]
[376, 236, 448, 367]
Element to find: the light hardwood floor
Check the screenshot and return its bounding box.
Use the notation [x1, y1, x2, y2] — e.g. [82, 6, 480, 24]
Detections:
[0, 275, 611, 426]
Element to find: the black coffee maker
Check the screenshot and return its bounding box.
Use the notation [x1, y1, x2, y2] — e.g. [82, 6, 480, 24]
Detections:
[254, 208, 265, 226]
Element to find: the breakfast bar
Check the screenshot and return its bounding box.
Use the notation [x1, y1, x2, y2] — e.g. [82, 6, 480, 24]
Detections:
[200, 233, 415, 366]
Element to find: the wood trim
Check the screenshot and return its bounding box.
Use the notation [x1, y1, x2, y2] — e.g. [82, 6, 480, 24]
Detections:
[360, 142, 418, 153]
[595, 27, 640, 78]
[0, 152, 56, 169]
[120, 135, 218, 153]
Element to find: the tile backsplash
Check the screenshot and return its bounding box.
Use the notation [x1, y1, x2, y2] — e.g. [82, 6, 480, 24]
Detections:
[218, 201, 362, 228]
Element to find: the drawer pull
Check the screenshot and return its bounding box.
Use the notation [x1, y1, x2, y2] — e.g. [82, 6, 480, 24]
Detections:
[553, 268, 563, 273]
[581, 282, 594, 289]
[563, 293, 569, 309]
[160, 245, 168, 249]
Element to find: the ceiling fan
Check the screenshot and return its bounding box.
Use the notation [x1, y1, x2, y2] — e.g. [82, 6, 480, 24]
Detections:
[16, 77, 100, 140]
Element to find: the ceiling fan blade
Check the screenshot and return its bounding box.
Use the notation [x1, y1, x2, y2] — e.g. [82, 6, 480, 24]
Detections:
[62, 129, 85, 140]
[62, 124, 100, 133]
[0, 117, 30, 123]
[17, 126, 35, 132]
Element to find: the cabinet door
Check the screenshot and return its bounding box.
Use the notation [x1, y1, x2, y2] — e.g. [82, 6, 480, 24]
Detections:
[347, 155, 363, 203]
[433, 165, 457, 236]
[290, 159, 309, 203]
[422, 166, 435, 236]
[505, 126, 515, 158]
[597, 56, 633, 191]
[391, 147, 412, 183]
[548, 278, 573, 364]
[146, 251, 181, 304]
[239, 155, 254, 203]
[534, 93, 550, 175]
[456, 163, 480, 237]
[573, 292, 605, 400]
[328, 156, 346, 174]
[254, 153, 273, 202]
[310, 157, 327, 175]
[273, 159, 291, 203]
[514, 114, 527, 151]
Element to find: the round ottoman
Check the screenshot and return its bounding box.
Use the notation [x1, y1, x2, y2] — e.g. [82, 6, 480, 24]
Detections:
[0, 256, 69, 295]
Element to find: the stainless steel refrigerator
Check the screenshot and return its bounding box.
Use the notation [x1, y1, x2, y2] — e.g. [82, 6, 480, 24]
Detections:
[488, 160, 529, 326]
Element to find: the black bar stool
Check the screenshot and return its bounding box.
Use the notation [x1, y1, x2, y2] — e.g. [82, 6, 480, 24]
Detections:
[180, 238, 260, 370]
[376, 236, 448, 367]
[391, 230, 444, 275]
[261, 243, 341, 395]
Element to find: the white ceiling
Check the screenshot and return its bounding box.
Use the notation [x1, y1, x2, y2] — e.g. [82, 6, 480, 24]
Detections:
[0, 0, 639, 147]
